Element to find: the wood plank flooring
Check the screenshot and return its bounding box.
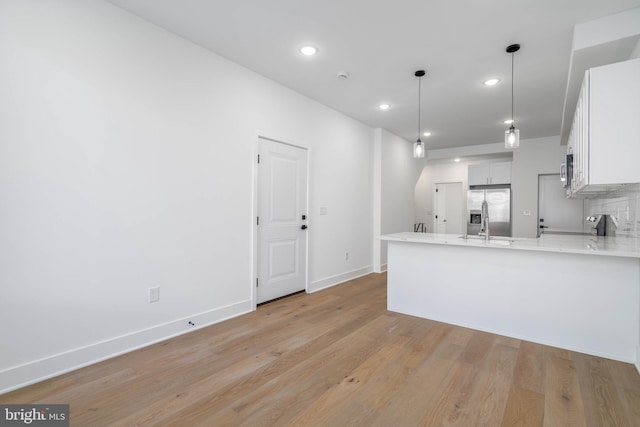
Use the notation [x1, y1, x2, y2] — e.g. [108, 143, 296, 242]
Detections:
[2, 273, 640, 426]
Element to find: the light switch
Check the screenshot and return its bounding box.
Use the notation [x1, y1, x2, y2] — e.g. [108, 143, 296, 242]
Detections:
[149, 286, 160, 303]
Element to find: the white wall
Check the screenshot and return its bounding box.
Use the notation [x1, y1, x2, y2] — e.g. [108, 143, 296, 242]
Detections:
[414, 159, 472, 232]
[511, 137, 566, 237]
[0, 0, 373, 392]
[373, 129, 418, 271]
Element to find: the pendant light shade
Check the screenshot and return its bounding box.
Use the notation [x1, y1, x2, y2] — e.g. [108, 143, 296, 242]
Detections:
[413, 70, 426, 158]
[505, 126, 519, 148]
[505, 44, 520, 149]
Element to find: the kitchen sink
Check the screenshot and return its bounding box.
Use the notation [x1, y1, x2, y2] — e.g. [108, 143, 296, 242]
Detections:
[458, 235, 516, 245]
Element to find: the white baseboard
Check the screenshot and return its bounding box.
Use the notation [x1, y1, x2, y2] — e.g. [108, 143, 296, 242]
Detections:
[308, 266, 373, 293]
[0, 300, 252, 394]
[372, 264, 387, 274]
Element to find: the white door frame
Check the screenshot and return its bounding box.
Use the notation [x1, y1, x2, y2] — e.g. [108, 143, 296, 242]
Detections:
[537, 173, 555, 237]
[433, 181, 464, 234]
[251, 134, 310, 310]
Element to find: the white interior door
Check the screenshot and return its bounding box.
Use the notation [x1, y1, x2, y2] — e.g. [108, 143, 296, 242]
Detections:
[434, 182, 463, 234]
[538, 174, 584, 236]
[257, 138, 308, 304]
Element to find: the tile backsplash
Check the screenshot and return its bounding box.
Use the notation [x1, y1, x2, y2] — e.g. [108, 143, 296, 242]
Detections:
[584, 184, 640, 237]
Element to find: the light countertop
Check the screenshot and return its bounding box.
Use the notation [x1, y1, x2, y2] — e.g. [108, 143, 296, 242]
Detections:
[380, 232, 640, 258]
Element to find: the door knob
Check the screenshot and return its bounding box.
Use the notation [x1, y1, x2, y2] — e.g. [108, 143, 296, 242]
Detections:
[301, 225, 307, 230]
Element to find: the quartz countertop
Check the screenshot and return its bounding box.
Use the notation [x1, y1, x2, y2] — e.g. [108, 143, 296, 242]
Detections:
[380, 232, 640, 258]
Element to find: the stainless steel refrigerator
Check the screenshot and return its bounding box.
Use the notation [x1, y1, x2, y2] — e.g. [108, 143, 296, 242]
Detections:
[467, 187, 511, 237]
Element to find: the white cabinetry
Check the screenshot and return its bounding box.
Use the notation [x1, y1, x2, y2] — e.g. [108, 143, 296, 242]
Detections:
[468, 164, 490, 186]
[468, 161, 512, 186]
[568, 58, 640, 197]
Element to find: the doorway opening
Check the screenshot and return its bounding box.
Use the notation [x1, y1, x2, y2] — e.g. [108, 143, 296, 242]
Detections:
[257, 290, 305, 307]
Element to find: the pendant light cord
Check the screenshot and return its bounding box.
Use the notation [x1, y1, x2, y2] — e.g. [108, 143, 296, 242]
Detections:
[417, 76, 422, 142]
[511, 52, 514, 126]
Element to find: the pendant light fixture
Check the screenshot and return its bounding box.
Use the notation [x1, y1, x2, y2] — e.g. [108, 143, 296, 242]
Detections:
[413, 70, 426, 158]
[505, 44, 521, 149]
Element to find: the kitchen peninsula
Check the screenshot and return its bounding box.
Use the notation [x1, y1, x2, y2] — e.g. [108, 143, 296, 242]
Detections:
[381, 232, 640, 370]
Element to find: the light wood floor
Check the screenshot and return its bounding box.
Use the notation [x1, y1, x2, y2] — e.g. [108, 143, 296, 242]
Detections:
[2, 273, 640, 426]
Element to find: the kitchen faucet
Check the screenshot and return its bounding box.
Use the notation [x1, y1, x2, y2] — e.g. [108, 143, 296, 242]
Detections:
[479, 199, 490, 242]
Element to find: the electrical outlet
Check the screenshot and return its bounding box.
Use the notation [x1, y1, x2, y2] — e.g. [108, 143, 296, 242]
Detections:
[148, 286, 160, 303]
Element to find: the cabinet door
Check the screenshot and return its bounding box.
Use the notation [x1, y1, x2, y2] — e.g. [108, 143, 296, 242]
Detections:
[565, 126, 574, 198]
[573, 73, 588, 192]
[589, 59, 640, 185]
[489, 162, 512, 184]
[468, 164, 490, 186]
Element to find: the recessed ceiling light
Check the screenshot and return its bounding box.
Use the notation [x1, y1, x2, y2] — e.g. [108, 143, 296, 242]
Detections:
[484, 78, 500, 86]
[423, 132, 432, 137]
[454, 157, 461, 162]
[378, 103, 390, 110]
[299, 46, 318, 56]
[503, 119, 514, 124]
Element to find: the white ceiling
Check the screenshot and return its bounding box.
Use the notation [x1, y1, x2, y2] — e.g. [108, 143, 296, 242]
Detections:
[106, 0, 640, 150]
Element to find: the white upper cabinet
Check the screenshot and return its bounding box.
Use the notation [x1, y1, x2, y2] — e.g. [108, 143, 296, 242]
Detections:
[488, 162, 512, 185]
[468, 163, 490, 186]
[568, 58, 640, 197]
[468, 161, 512, 186]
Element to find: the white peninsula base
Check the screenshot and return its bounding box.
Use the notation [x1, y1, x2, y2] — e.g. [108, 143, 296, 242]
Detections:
[385, 235, 640, 369]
